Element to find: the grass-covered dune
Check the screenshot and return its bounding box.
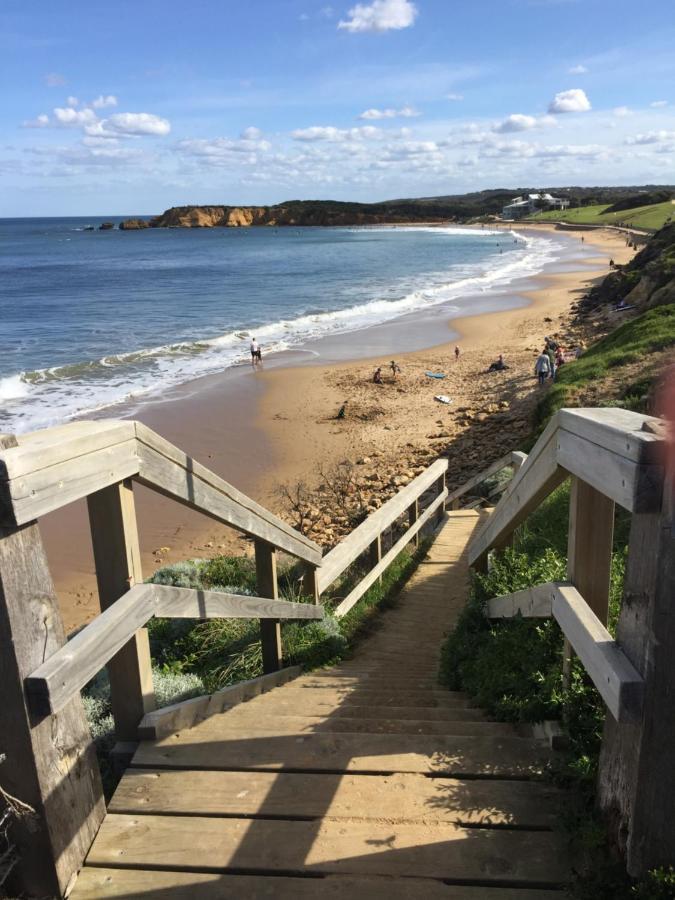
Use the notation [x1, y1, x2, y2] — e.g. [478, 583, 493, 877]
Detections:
[528, 199, 674, 232]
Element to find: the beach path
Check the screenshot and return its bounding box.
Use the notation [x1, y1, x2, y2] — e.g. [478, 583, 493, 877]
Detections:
[71, 511, 567, 898]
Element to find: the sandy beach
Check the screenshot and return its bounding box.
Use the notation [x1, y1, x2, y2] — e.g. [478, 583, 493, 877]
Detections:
[42, 224, 636, 633]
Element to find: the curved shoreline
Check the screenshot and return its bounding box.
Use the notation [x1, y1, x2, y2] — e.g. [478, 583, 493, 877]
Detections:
[42, 224, 633, 633]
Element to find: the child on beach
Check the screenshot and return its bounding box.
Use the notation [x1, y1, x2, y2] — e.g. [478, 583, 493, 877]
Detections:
[454, 346, 460, 362]
[488, 354, 508, 372]
[336, 401, 347, 419]
[390, 360, 401, 380]
[373, 367, 383, 384]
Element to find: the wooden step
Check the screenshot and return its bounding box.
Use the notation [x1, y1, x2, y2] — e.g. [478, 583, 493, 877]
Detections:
[132, 728, 549, 778]
[85, 813, 568, 885]
[261, 704, 489, 722]
[192, 711, 521, 738]
[71, 869, 566, 899]
[263, 688, 469, 708]
[110, 768, 561, 828]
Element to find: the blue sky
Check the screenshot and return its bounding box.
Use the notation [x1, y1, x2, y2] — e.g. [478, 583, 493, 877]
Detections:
[2, 0, 675, 215]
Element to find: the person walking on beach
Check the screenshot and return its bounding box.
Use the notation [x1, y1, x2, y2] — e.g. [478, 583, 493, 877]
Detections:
[535, 350, 551, 386]
[454, 346, 460, 362]
[390, 360, 401, 380]
[250, 338, 260, 367]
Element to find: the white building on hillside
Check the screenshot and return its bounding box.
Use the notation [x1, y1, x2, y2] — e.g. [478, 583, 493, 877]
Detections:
[502, 192, 570, 220]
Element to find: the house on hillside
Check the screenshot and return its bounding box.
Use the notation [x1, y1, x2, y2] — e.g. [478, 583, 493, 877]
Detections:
[502, 192, 570, 220]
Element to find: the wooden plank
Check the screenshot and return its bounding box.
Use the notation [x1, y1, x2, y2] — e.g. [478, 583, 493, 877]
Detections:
[152, 584, 324, 620]
[134, 422, 321, 564]
[408, 498, 419, 546]
[445, 451, 514, 506]
[468, 414, 566, 567]
[556, 428, 662, 513]
[598, 474, 675, 875]
[0, 455, 105, 897]
[88, 480, 155, 741]
[551, 583, 644, 722]
[487, 582, 554, 619]
[567, 478, 614, 625]
[334, 488, 447, 617]
[110, 768, 561, 827]
[85, 813, 567, 884]
[0, 420, 135, 480]
[303, 562, 320, 603]
[0, 438, 139, 527]
[137, 667, 301, 740]
[25, 584, 155, 717]
[71, 869, 566, 900]
[318, 458, 448, 592]
[557, 407, 663, 464]
[511, 450, 527, 470]
[256, 540, 282, 674]
[132, 729, 550, 777]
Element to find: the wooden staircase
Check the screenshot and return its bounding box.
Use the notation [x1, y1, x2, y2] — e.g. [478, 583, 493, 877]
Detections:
[71, 511, 567, 898]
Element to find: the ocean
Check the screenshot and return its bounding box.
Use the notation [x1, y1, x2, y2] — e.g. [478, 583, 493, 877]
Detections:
[0, 218, 562, 434]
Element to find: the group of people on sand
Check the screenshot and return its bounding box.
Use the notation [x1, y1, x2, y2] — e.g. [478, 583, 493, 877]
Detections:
[372, 360, 401, 384]
[534, 335, 582, 386]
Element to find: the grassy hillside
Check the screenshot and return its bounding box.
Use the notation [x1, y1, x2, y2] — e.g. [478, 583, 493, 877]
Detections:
[528, 200, 675, 231]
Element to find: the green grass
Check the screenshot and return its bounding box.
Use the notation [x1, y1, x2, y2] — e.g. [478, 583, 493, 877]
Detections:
[534, 304, 675, 432]
[528, 200, 675, 232]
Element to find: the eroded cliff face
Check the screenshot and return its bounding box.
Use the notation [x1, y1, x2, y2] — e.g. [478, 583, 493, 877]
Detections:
[126, 202, 454, 230]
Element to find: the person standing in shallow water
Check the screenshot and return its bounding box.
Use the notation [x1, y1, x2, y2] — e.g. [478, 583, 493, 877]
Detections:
[250, 338, 260, 367]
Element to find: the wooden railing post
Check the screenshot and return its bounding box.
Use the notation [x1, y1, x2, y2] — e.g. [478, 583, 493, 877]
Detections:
[87, 479, 155, 744]
[0, 434, 105, 898]
[303, 563, 320, 603]
[435, 473, 446, 526]
[598, 470, 675, 876]
[255, 540, 282, 672]
[369, 533, 382, 584]
[562, 477, 614, 689]
[408, 499, 419, 546]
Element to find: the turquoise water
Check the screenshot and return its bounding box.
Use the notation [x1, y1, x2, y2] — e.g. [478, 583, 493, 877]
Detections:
[0, 218, 559, 432]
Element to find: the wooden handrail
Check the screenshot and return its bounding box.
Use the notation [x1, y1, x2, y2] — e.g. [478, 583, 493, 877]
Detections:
[445, 450, 525, 507]
[317, 458, 448, 594]
[468, 408, 665, 568]
[25, 584, 323, 717]
[486, 581, 644, 722]
[334, 487, 448, 617]
[0, 419, 321, 564]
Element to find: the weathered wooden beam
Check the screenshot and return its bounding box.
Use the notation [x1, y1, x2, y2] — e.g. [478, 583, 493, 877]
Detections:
[134, 423, 321, 564]
[87, 480, 156, 742]
[318, 459, 448, 593]
[487, 583, 555, 619]
[557, 407, 663, 465]
[598, 471, 675, 876]
[334, 488, 447, 618]
[152, 584, 324, 620]
[556, 428, 663, 513]
[0, 431, 105, 898]
[468, 414, 566, 568]
[137, 667, 302, 740]
[551, 583, 643, 723]
[25, 584, 156, 717]
[255, 540, 282, 674]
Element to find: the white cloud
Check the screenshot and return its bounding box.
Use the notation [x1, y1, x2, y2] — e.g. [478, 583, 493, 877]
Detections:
[91, 94, 118, 109]
[176, 135, 272, 167]
[241, 126, 263, 140]
[548, 88, 591, 113]
[66, 96, 79, 107]
[22, 114, 50, 128]
[338, 0, 417, 33]
[292, 124, 383, 141]
[104, 112, 170, 136]
[613, 106, 632, 118]
[44, 72, 66, 87]
[358, 105, 420, 119]
[568, 64, 588, 75]
[495, 114, 538, 133]
[625, 131, 675, 145]
[53, 106, 98, 126]
[446, 92, 464, 101]
[650, 100, 668, 108]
